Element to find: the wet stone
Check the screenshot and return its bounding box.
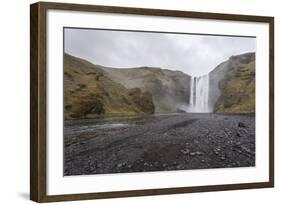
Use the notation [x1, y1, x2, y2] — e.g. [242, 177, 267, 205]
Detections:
[238, 122, 247, 128]
[196, 151, 203, 156]
[176, 165, 182, 169]
[117, 162, 126, 168]
[181, 148, 190, 155]
[236, 131, 242, 137]
[190, 152, 196, 157]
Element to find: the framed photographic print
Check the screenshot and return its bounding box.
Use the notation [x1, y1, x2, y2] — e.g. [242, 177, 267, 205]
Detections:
[30, 1, 274, 202]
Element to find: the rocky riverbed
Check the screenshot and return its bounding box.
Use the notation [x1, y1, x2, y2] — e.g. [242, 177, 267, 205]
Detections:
[64, 113, 255, 176]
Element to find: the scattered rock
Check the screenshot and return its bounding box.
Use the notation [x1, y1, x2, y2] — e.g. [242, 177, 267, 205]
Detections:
[236, 131, 242, 137]
[238, 122, 247, 128]
[181, 148, 190, 155]
[214, 148, 220, 155]
[236, 129, 248, 137]
[172, 162, 178, 166]
[64, 111, 255, 175]
[241, 146, 251, 153]
[190, 152, 196, 157]
[154, 162, 159, 166]
[224, 128, 232, 136]
[176, 165, 182, 169]
[117, 163, 125, 168]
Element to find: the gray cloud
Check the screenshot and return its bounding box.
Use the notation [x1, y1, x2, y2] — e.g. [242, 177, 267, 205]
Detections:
[64, 28, 256, 76]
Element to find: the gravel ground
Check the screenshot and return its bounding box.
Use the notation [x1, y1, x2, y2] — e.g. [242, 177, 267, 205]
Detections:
[64, 113, 255, 176]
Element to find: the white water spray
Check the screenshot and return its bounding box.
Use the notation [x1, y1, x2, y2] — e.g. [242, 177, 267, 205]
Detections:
[189, 74, 210, 113]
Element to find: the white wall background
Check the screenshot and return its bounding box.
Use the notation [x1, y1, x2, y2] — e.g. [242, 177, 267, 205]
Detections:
[0, 0, 279, 204]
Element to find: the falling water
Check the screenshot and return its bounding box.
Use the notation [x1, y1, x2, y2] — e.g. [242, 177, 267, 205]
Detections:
[189, 74, 210, 113]
[190, 76, 194, 109]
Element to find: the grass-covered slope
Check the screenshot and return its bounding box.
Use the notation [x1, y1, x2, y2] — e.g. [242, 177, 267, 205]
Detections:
[64, 54, 154, 119]
[210, 52, 255, 113]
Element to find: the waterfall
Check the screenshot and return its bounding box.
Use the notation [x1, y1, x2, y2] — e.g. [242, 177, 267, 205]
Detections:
[189, 76, 194, 108]
[189, 74, 210, 113]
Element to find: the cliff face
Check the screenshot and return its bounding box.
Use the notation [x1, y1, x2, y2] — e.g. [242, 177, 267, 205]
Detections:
[64, 52, 255, 119]
[209, 52, 255, 113]
[102, 67, 191, 112]
[64, 54, 154, 119]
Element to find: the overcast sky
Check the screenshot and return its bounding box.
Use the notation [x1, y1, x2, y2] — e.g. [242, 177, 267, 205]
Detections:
[64, 28, 256, 76]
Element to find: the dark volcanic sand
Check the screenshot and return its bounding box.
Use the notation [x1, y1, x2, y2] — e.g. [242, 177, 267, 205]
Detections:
[64, 113, 255, 176]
